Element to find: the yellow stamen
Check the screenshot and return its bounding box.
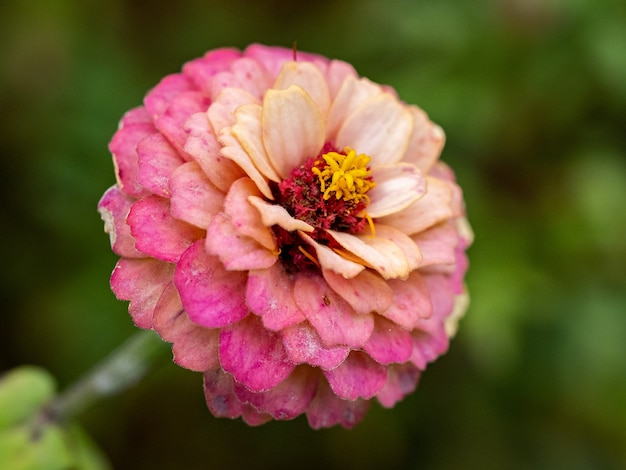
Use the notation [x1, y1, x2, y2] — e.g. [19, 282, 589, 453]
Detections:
[313, 147, 376, 204]
[298, 245, 320, 267]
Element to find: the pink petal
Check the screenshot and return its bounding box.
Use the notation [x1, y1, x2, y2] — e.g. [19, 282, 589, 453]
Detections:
[205, 214, 277, 271]
[328, 230, 410, 280]
[281, 322, 349, 370]
[336, 92, 413, 165]
[376, 363, 421, 408]
[136, 133, 185, 197]
[411, 222, 459, 268]
[219, 315, 295, 392]
[153, 282, 220, 371]
[362, 316, 413, 365]
[144, 74, 194, 120]
[110, 258, 175, 329]
[325, 59, 358, 100]
[174, 240, 249, 328]
[155, 91, 211, 156]
[169, 161, 225, 229]
[402, 106, 446, 172]
[382, 272, 433, 329]
[182, 48, 241, 94]
[380, 176, 460, 235]
[224, 178, 277, 250]
[244, 43, 329, 78]
[108, 110, 156, 198]
[207, 87, 260, 135]
[97, 186, 143, 258]
[127, 195, 204, 263]
[294, 273, 374, 348]
[323, 351, 387, 400]
[248, 196, 314, 232]
[306, 379, 370, 429]
[209, 57, 272, 101]
[233, 366, 318, 420]
[367, 163, 427, 218]
[245, 262, 306, 331]
[203, 368, 270, 425]
[322, 269, 393, 315]
[262, 86, 325, 179]
[273, 61, 331, 117]
[183, 112, 245, 193]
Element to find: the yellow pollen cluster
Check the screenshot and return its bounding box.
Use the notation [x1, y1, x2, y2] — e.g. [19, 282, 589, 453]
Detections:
[312, 147, 376, 204]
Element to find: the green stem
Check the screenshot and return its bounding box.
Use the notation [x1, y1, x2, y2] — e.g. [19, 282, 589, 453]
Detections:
[45, 330, 169, 424]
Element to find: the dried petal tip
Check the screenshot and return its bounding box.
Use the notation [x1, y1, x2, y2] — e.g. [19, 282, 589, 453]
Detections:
[99, 43, 472, 429]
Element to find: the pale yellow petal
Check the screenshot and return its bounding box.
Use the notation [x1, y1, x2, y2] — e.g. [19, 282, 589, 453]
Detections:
[298, 232, 365, 278]
[274, 61, 331, 117]
[367, 163, 427, 218]
[401, 105, 445, 172]
[207, 87, 259, 134]
[336, 93, 413, 165]
[262, 86, 325, 179]
[231, 104, 281, 182]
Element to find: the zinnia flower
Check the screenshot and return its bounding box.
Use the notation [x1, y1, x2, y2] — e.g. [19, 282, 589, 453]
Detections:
[98, 44, 472, 428]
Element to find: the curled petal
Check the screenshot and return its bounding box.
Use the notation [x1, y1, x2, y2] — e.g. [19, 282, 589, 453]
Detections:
[98, 186, 143, 258]
[327, 230, 410, 280]
[273, 61, 331, 117]
[205, 214, 277, 271]
[323, 351, 387, 400]
[233, 366, 318, 420]
[336, 92, 413, 165]
[128, 195, 204, 263]
[294, 273, 374, 348]
[153, 282, 220, 371]
[174, 240, 248, 328]
[183, 112, 244, 192]
[246, 262, 306, 331]
[367, 163, 427, 218]
[232, 104, 282, 182]
[248, 196, 314, 232]
[299, 232, 365, 278]
[169, 161, 225, 230]
[306, 379, 370, 430]
[219, 315, 295, 392]
[281, 322, 349, 370]
[262, 86, 325, 179]
[110, 258, 174, 329]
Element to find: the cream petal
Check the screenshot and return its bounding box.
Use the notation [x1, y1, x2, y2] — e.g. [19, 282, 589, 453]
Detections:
[367, 163, 427, 218]
[248, 196, 314, 232]
[327, 230, 410, 280]
[325, 60, 358, 100]
[402, 105, 446, 172]
[379, 176, 460, 235]
[262, 86, 325, 179]
[218, 130, 274, 200]
[207, 87, 259, 135]
[298, 232, 365, 278]
[326, 75, 382, 142]
[273, 61, 331, 117]
[335, 92, 413, 165]
[231, 104, 281, 182]
[371, 224, 422, 271]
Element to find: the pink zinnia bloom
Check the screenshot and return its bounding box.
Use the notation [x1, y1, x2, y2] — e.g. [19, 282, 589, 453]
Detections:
[98, 44, 472, 428]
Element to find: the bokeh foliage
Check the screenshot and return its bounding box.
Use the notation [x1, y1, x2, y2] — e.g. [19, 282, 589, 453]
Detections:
[1, 0, 625, 468]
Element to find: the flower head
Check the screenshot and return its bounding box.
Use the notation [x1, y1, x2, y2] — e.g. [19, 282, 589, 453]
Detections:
[98, 44, 472, 428]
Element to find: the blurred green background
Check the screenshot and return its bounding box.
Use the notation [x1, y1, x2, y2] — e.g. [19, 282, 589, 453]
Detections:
[1, 0, 625, 468]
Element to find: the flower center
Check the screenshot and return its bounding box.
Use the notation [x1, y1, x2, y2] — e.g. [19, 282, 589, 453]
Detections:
[272, 144, 376, 270]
